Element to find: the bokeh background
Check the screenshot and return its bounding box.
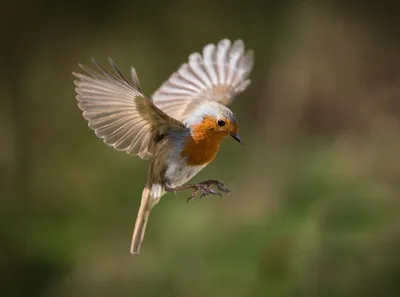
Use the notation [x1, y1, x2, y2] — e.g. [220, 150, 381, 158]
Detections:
[2, 0, 400, 296]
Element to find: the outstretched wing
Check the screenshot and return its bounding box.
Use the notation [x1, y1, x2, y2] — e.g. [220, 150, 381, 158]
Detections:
[73, 58, 186, 160]
[151, 39, 254, 121]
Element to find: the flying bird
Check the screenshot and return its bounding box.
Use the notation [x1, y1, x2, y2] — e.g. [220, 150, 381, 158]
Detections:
[73, 39, 254, 254]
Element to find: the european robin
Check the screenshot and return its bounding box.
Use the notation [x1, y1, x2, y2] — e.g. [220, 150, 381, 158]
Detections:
[73, 39, 254, 254]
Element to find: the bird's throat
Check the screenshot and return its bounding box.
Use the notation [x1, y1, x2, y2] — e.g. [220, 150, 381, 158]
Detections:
[180, 124, 225, 166]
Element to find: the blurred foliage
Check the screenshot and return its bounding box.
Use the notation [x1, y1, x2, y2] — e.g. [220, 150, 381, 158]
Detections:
[1, 0, 400, 296]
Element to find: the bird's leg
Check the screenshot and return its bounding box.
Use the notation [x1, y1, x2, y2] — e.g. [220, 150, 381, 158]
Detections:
[165, 183, 221, 203]
[165, 180, 230, 203]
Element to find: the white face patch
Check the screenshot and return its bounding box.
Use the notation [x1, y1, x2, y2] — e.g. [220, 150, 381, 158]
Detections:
[183, 102, 234, 126]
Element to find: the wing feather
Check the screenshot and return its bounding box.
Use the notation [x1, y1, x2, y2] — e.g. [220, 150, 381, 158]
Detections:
[151, 38, 254, 122]
[73, 59, 186, 159]
[189, 53, 213, 88]
[215, 39, 230, 84]
[203, 44, 218, 85]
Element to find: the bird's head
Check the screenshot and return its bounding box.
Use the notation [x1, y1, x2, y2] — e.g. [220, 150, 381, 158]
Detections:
[185, 102, 243, 144]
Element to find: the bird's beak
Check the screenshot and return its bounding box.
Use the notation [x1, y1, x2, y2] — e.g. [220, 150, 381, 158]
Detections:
[229, 132, 244, 144]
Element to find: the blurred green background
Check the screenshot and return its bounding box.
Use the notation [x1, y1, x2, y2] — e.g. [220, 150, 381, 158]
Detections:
[2, 0, 400, 296]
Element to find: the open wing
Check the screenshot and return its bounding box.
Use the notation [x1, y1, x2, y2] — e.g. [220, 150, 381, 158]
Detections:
[73, 58, 186, 160]
[151, 39, 254, 122]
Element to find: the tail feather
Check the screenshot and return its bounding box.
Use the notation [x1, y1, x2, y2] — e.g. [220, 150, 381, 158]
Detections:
[130, 187, 151, 254]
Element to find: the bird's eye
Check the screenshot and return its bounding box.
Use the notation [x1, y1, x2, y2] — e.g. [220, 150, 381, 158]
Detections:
[217, 119, 226, 127]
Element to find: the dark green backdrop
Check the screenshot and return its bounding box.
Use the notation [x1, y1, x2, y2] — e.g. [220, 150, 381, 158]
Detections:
[2, 1, 400, 296]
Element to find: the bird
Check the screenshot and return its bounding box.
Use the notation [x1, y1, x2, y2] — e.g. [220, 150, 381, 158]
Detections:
[73, 38, 254, 255]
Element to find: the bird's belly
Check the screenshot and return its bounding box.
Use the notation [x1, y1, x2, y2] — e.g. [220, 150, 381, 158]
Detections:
[164, 160, 206, 188]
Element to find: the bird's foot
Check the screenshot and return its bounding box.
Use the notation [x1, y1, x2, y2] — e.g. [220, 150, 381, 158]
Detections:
[185, 183, 222, 203]
[198, 180, 231, 196]
[166, 180, 230, 203]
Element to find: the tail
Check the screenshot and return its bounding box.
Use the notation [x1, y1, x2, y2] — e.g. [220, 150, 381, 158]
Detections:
[130, 187, 152, 254]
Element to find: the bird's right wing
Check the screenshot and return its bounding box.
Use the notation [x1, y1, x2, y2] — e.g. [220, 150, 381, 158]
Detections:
[151, 39, 254, 122]
[73, 58, 186, 160]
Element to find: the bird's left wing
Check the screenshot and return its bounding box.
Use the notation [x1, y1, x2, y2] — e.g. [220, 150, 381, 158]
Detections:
[151, 39, 254, 122]
[73, 58, 186, 160]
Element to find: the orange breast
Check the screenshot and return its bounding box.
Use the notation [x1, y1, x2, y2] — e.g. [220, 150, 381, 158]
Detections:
[180, 117, 225, 166]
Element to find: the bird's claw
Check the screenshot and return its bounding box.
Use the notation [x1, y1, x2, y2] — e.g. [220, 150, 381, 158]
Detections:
[202, 180, 231, 196]
[215, 182, 231, 196]
[186, 189, 198, 203]
[185, 180, 230, 203]
[199, 187, 221, 199]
